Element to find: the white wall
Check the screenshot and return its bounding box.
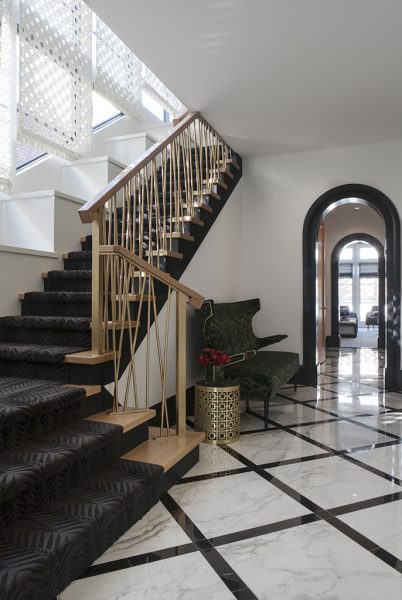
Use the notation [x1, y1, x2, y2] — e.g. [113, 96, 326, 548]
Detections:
[238, 139, 402, 365]
[0, 247, 61, 316]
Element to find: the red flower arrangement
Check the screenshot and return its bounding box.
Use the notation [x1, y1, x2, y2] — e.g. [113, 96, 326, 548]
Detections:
[197, 347, 231, 367]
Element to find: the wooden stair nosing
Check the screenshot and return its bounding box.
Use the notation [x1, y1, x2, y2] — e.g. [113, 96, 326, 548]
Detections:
[86, 408, 156, 433]
[170, 232, 194, 242]
[203, 177, 228, 190]
[63, 384, 102, 397]
[145, 249, 183, 259]
[171, 216, 204, 227]
[193, 190, 221, 201]
[123, 429, 205, 472]
[64, 350, 116, 365]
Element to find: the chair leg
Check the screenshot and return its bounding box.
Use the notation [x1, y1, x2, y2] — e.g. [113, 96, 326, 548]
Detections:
[264, 399, 269, 430]
[293, 374, 297, 392]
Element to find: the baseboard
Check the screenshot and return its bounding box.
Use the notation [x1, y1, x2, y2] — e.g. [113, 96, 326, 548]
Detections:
[385, 368, 402, 392]
[326, 335, 340, 347]
[297, 364, 318, 386]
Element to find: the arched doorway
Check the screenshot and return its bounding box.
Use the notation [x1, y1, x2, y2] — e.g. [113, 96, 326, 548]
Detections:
[328, 234, 385, 350]
[303, 184, 400, 390]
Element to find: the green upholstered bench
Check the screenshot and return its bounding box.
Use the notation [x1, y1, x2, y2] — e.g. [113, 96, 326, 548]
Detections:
[199, 299, 300, 430]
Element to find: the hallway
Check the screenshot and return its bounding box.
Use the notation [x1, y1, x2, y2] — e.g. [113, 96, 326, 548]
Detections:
[60, 348, 402, 599]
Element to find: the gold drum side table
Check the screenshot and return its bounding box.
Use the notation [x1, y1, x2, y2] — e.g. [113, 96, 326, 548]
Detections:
[194, 380, 240, 444]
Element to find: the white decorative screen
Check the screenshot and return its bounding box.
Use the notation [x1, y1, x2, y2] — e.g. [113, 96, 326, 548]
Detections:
[18, 0, 93, 159]
[95, 17, 143, 122]
[0, 0, 13, 192]
[143, 66, 182, 117]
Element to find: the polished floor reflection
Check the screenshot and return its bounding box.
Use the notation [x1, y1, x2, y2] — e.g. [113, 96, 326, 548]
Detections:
[60, 347, 402, 600]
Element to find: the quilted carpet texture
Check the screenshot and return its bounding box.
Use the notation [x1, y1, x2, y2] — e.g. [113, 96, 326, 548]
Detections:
[0, 377, 163, 600]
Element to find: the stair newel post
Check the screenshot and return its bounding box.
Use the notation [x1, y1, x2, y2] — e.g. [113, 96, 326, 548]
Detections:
[91, 208, 104, 356]
[176, 290, 187, 436]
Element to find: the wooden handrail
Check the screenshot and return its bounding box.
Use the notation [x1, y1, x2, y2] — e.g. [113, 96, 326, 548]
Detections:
[100, 245, 205, 309]
[79, 111, 199, 224]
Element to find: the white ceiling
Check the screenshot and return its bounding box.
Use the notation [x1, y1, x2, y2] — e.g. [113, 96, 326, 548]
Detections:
[86, 0, 402, 157]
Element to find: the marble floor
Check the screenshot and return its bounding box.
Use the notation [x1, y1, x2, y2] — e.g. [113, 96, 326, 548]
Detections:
[59, 347, 402, 599]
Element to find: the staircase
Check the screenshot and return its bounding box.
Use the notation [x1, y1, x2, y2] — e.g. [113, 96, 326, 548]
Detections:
[0, 112, 242, 599]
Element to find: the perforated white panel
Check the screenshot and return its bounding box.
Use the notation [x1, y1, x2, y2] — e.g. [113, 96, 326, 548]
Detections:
[0, 0, 13, 192]
[95, 17, 143, 122]
[143, 66, 182, 117]
[18, 0, 93, 159]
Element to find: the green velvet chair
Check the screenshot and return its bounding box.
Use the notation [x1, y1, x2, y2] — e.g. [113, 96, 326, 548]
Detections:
[199, 298, 299, 429]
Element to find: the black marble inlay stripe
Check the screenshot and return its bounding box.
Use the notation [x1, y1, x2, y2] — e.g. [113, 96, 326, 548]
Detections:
[210, 513, 320, 547]
[319, 384, 378, 397]
[220, 441, 402, 576]
[278, 391, 402, 441]
[179, 466, 252, 484]
[239, 427, 268, 435]
[178, 452, 332, 485]
[161, 494, 258, 599]
[78, 543, 197, 579]
[286, 417, 340, 428]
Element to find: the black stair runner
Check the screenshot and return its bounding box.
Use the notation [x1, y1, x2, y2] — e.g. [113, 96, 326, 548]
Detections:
[0, 152, 242, 598]
[0, 377, 163, 599]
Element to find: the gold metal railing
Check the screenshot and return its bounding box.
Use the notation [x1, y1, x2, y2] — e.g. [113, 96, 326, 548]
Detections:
[97, 245, 204, 434]
[78, 111, 236, 424]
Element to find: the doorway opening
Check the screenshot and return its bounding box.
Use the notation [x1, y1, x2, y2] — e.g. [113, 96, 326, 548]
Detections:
[303, 184, 400, 390]
[333, 236, 385, 350]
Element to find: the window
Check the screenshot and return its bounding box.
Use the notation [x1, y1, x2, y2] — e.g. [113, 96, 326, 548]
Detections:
[360, 246, 378, 260]
[142, 90, 167, 122]
[340, 247, 353, 260]
[92, 91, 122, 129]
[338, 241, 380, 322]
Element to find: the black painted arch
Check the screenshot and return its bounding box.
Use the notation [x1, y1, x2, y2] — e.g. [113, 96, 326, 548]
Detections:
[328, 234, 385, 350]
[303, 184, 400, 390]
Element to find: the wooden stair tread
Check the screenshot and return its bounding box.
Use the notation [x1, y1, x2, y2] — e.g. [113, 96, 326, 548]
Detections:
[145, 249, 183, 259]
[64, 350, 116, 365]
[193, 190, 221, 200]
[91, 320, 139, 331]
[123, 430, 205, 471]
[86, 408, 155, 433]
[203, 178, 228, 190]
[172, 216, 204, 226]
[170, 232, 194, 241]
[63, 384, 102, 397]
[189, 202, 213, 213]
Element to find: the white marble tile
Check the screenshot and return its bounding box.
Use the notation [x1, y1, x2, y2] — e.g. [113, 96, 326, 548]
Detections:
[183, 443, 244, 477]
[218, 520, 402, 600]
[340, 500, 402, 560]
[321, 381, 381, 396]
[318, 374, 340, 384]
[352, 444, 402, 479]
[250, 399, 335, 426]
[310, 394, 389, 416]
[239, 410, 266, 432]
[271, 402, 335, 425]
[229, 429, 324, 464]
[169, 471, 310, 538]
[277, 386, 337, 402]
[351, 413, 402, 437]
[93, 502, 191, 565]
[268, 454, 401, 508]
[381, 393, 402, 410]
[294, 420, 393, 451]
[60, 551, 235, 600]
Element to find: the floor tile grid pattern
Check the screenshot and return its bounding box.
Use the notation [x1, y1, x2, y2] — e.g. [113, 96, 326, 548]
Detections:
[60, 348, 402, 599]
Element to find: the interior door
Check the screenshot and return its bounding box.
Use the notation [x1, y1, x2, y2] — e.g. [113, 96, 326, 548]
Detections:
[316, 224, 326, 363]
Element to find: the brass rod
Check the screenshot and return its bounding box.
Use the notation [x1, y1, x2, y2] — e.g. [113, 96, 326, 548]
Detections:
[176, 290, 187, 436]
